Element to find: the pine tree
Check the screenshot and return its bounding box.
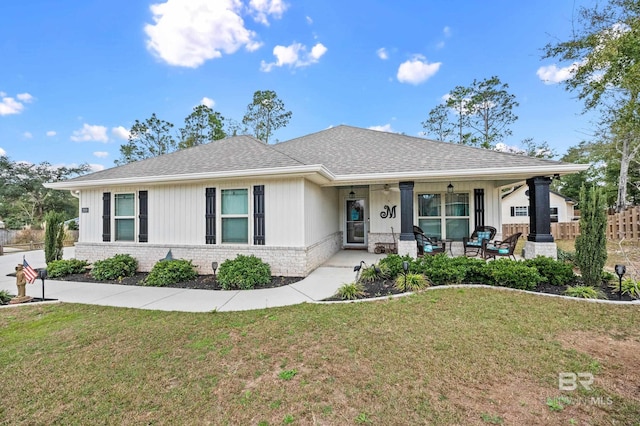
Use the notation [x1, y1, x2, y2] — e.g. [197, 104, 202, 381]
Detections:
[575, 185, 607, 286]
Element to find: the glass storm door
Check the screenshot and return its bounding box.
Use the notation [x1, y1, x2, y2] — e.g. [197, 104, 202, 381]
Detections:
[345, 199, 366, 245]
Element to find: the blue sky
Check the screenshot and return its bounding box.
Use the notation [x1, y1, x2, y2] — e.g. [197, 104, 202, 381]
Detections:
[0, 0, 597, 172]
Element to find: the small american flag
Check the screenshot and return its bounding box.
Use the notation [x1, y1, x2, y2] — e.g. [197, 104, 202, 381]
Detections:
[23, 258, 38, 284]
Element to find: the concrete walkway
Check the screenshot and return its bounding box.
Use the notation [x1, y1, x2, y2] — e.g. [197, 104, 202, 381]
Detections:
[0, 248, 384, 312]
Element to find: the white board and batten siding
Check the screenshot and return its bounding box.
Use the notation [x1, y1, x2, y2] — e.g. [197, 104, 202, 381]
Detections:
[78, 179, 308, 247]
[304, 181, 339, 246]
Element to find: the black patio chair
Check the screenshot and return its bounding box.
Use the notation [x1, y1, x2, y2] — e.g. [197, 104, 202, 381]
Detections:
[414, 226, 446, 256]
[483, 232, 522, 261]
[462, 226, 497, 257]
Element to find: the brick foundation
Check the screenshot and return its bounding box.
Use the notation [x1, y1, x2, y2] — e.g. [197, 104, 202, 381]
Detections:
[74, 232, 342, 277]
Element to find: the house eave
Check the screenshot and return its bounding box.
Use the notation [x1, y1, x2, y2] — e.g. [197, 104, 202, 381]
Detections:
[325, 164, 590, 186]
[44, 165, 335, 190]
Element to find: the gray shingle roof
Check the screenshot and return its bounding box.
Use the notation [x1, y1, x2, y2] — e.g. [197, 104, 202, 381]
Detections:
[67, 135, 304, 183]
[57, 125, 579, 186]
[273, 125, 564, 175]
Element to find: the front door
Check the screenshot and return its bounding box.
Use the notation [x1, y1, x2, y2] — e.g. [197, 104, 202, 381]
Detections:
[345, 199, 367, 246]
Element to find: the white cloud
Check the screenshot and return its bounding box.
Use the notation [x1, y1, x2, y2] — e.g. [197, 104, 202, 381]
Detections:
[494, 142, 524, 154]
[23, 132, 33, 139]
[111, 126, 130, 140]
[93, 151, 109, 158]
[306, 16, 313, 25]
[260, 42, 327, 72]
[0, 92, 34, 116]
[397, 55, 441, 85]
[71, 124, 109, 142]
[536, 63, 579, 84]
[248, 0, 287, 25]
[89, 164, 106, 172]
[200, 97, 215, 108]
[443, 26, 451, 37]
[144, 0, 274, 68]
[0, 147, 6, 156]
[376, 48, 389, 60]
[16, 93, 34, 103]
[46, 130, 57, 137]
[369, 124, 394, 133]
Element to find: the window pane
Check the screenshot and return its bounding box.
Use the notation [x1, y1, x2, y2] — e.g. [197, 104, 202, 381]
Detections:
[115, 193, 135, 216]
[446, 218, 469, 241]
[115, 219, 135, 241]
[418, 219, 442, 239]
[221, 189, 248, 214]
[418, 194, 441, 216]
[445, 193, 469, 216]
[222, 218, 248, 243]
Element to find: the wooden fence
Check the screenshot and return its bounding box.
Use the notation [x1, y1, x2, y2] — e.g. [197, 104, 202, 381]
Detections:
[503, 206, 640, 241]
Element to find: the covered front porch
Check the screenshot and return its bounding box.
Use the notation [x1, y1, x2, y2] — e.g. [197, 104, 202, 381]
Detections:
[336, 176, 556, 260]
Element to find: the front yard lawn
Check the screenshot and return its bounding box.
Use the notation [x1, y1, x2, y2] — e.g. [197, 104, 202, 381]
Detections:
[1, 289, 638, 425]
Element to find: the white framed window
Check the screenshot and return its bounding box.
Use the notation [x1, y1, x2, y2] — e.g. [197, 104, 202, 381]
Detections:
[550, 207, 559, 223]
[114, 193, 135, 241]
[513, 206, 529, 217]
[418, 192, 470, 240]
[221, 188, 249, 243]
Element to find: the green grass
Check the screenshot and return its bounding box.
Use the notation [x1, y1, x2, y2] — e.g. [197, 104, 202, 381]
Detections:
[1, 289, 638, 425]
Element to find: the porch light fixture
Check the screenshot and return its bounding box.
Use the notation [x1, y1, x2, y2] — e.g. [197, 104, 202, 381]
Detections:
[615, 264, 626, 300]
[447, 182, 454, 194]
[349, 187, 356, 198]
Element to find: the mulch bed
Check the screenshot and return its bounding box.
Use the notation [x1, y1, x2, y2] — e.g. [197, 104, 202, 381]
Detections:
[49, 272, 302, 290]
[8, 273, 635, 303]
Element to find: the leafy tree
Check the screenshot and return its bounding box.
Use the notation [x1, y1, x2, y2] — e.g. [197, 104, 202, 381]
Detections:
[520, 138, 556, 159]
[225, 118, 249, 137]
[0, 156, 89, 228]
[178, 105, 226, 149]
[115, 113, 177, 165]
[421, 104, 453, 142]
[543, 0, 640, 211]
[443, 84, 473, 145]
[466, 76, 519, 149]
[575, 184, 607, 286]
[423, 76, 518, 148]
[242, 90, 292, 144]
[44, 211, 65, 264]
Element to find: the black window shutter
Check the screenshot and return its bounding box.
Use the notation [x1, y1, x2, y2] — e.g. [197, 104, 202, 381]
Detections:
[253, 185, 265, 245]
[102, 192, 111, 242]
[510, 206, 515, 217]
[474, 189, 485, 227]
[138, 191, 148, 243]
[205, 188, 216, 244]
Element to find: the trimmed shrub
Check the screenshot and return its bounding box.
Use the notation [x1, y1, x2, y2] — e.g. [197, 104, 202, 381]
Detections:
[91, 254, 138, 281]
[524, 256, 576, 286]
[46, 259, 89, 278]
[145, 259, 198, 287]
[335, 282, 365, 300]
[415, 254, 465, 285]
[394, 273, 430, 292]
[378, 254, 415, 280]
[484, 259, 544, 291]
[557, 248, 576, 264]
[217, 254, 271, 290]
